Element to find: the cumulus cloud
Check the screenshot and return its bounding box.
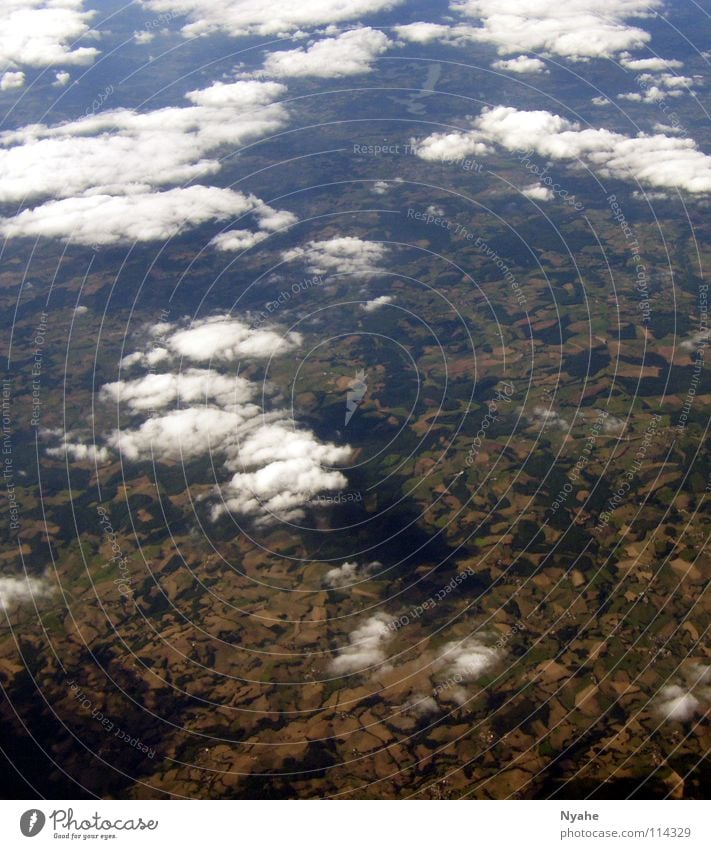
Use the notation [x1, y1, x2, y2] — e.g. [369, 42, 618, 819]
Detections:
[0, 78, 291, 243]
[262, 27, 390, 78]
[100, 369, 256, 413]
[528, 404, 569, 430]
[329, 613, 393, 674]
[522, 183, 554, 201]
[620, 55, 683, 72]
[404, 693, 440, 717]
[283, 236, 387, 278]
[52, 314, 352, 525]
[656, 665, 711, 722]
[0, 79, 287, 203]
[1, 71, 26, 90]
[156, 314, 302, 362]
[46, 437, 110, 463]
[0, 575, 53, 607]
[0, 1, 98, 69]
[414, 105, 711, 194]
[53, 70, 70, 86]
[324, 560, 382, 588]
[141, 0, 404, 38]
[680, 330, 709, 351]
[0, 186, 284, 246]
[371, 180, 390, 195]
[492, 55, 547, 74]
[450, 0, 660, 60]
[433, 636, 500, 704]
[362, 294, 393, 312]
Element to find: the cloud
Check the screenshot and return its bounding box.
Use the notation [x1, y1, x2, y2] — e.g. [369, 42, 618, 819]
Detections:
[656, 665, 711, 722]
[0, 79, 287, 203]
[522, 183, 554, 201]
[53, 70, 70, 86]
[100, 369, 256, 413]
[0, 575, 53, 607]
[0, 1, 98, 69]
[49, 315, 352, 525]
[211, 229, 268, 252]
[283, 236, 387, 277]
[134, 30, 155, 44]
[1, 71, 26, 90]
[414, 105, 711, 194]
[450, 0, 660, 60]
[156, 314, 302, 362]
[324, 560, 381, 588]
[0, 186, 287, 245]
[371, 180, 390, 195]
[492, 55, 547, 74]
[680, 330, 709, 351]
[0, 78, 291, 243]
[262, 27, 390, 78]
[620, 55, 683, 72]
[433, 636, 500, 704]
[405, 694, 440, 717]
[329, 613, 393, 674]
[528, 404, 569, 430]
[362, 294, 393, 312]
[394, 21, 479, 46]
[141, 0, 404, 38]
[46, 438, 110, 463]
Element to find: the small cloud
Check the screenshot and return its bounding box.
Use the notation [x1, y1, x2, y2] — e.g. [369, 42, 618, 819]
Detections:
[1, 71, 25, 91]
[53, 71, 71, 87]
[656, 666, 711, 722]
[492, 55, 547, 75]
[362, 295, 393, 312]
[329, 613, 393, 675]
[522, 184, 554, 201]
[0, 575, 53, 607]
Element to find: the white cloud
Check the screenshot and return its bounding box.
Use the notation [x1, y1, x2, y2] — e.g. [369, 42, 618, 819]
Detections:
[100, 369, 256, 413]
[371, 180, 390, 195]
[529, 404, 569, 430]
[0, 1, 98, 69]
[680, 330, 709, 351]
[262, 27, 390, 78]
[283, 236, 387, 277]
[324, 560, 381, 587]
[450, 0, 661, 60]
[330, 613, 393, 674]
[1, 71, 26, 90]
[49, 315, 352, 525]
[492, 55, 547, 74]
[405, 694, 440, 717]
[522, 183, 554, 201]
[141, 0, 404, 38]
[620, 55, 683, 71]
[46, 438, 110, 463]
[394, 21, 480, 46]
[211, 229, 268, 252]
[158, 314, 302, 362]
[414, 105, 711, 194]
[0, 575, 53, 607]
[362, 294, 393, 312]
[433, 636, 500, 705]
[0, 80, 287, 203]
[0, 186, 272, 245]
[656, 665, 711, 722]
[53, 70, 70, 86]
[0, 78, 291, 243]
[134, 30, 155, 44]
